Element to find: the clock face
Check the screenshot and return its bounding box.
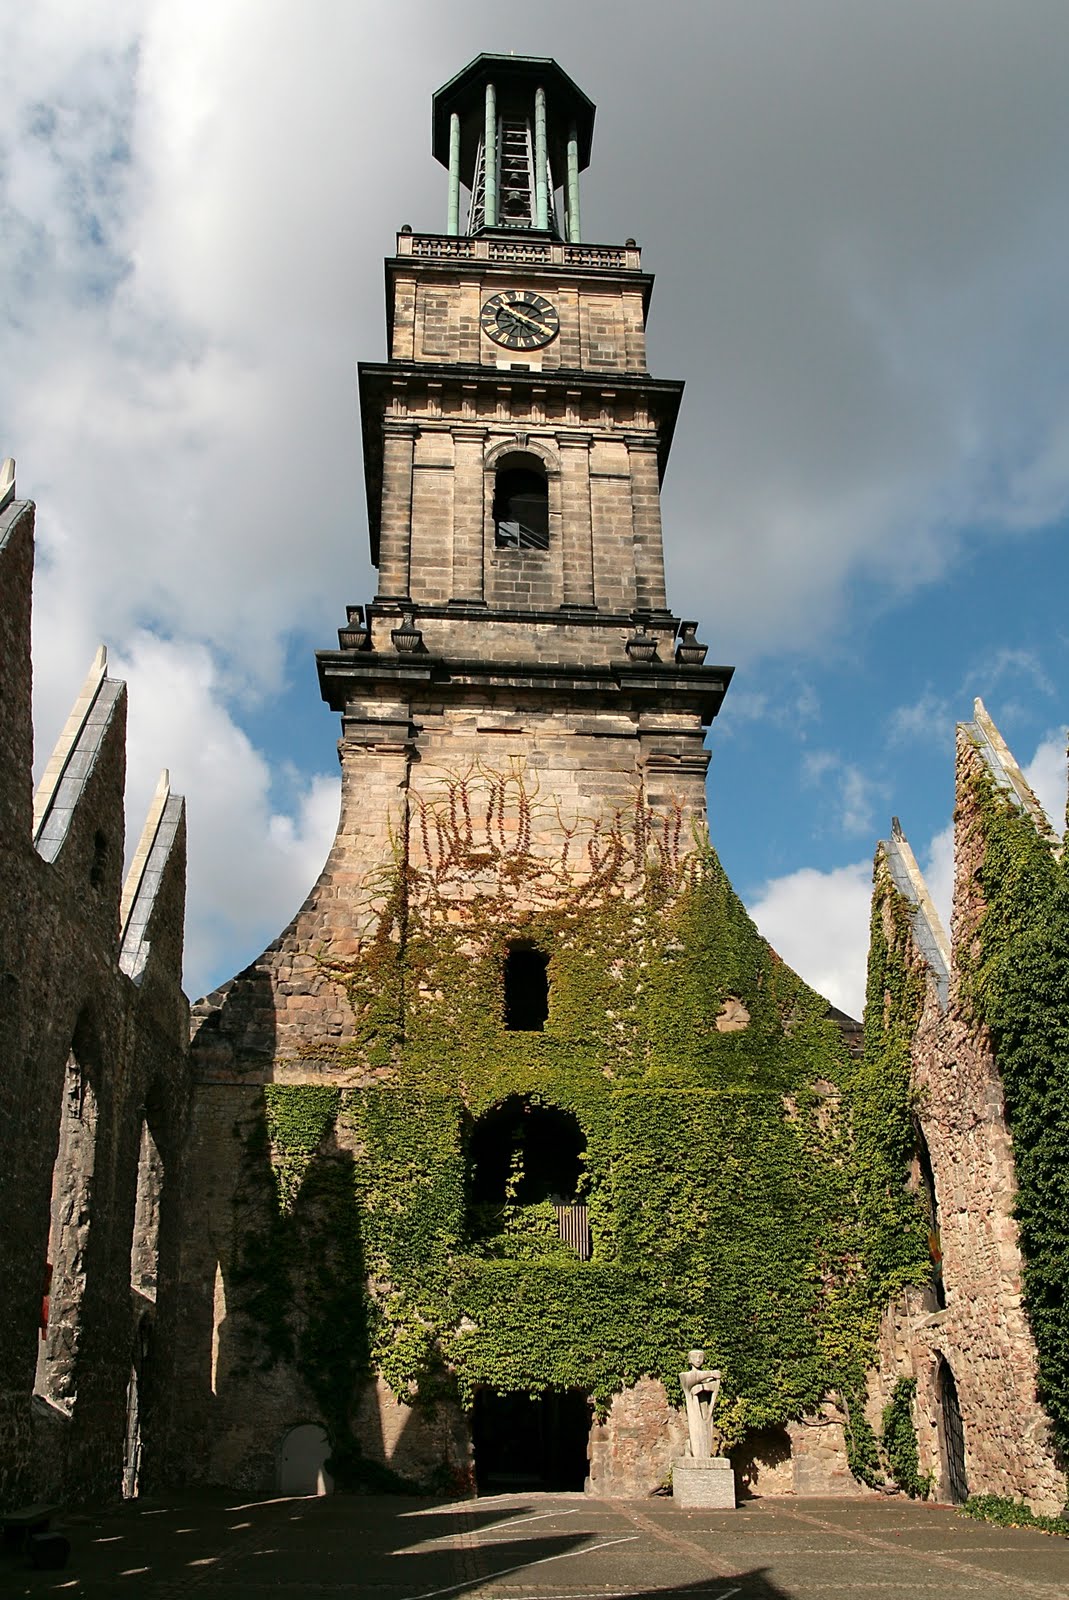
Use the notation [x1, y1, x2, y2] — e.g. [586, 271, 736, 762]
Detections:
[480, 290, 560, 351]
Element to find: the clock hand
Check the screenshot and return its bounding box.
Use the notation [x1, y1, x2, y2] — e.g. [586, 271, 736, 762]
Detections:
[505, 306, 550, 333]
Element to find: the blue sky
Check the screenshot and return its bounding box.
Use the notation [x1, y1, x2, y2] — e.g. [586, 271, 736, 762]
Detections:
[3, 0, 1068, 1015]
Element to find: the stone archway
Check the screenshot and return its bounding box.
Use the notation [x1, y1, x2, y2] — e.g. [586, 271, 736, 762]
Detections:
[277, 1424, 334, 1497]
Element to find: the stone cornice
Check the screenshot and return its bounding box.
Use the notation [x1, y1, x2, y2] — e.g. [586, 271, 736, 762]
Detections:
[359, 360, 682, 564]
[317, 647, 732, 726]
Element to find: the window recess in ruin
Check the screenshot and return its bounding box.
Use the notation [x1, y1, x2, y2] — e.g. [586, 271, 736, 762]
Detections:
[912, 1119, 946, 1310]
[503, 940, 549, 1030]
[467, 1095, 591, 1259]
[36, 1039, 100, 1413]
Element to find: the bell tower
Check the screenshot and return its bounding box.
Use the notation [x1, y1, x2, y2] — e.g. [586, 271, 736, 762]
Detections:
[433, 53, 592, 239]
[318, 53, 732, 869]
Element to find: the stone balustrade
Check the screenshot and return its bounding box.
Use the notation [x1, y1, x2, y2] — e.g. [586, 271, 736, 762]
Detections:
[396, 232, 642, 273]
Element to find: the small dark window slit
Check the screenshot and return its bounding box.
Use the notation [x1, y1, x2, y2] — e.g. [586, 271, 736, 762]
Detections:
[504, 944, 549, 1031]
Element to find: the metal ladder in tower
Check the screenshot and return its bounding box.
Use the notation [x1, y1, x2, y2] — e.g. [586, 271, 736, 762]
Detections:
[466, 117, 557, 234]
[467, 136, 487, 232]
[498, 119, 535, 226]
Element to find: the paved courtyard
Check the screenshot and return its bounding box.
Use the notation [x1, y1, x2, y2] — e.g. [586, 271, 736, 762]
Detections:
[6, 1491, 1069, 1599]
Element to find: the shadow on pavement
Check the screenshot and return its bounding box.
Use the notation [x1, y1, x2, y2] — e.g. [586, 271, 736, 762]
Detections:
[1, 1490, 798, 1599]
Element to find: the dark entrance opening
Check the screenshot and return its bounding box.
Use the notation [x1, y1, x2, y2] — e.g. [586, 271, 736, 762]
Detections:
[472, 1389, 591, 1492]
[503, 942, 549, 1031]
[468, 1096, 583, 1207]
[938, 1358, 968, 1504]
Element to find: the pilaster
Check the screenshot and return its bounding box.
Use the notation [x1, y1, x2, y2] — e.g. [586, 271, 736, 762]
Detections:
[557, 434, 594, 607]
[626, 434, 668, 612]
[377, 423, 417, 601]
[451, 427, 488, 603]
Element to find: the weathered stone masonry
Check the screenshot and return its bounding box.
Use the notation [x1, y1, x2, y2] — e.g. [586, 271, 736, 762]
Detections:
[0, 485, 189, 1506]
[870, 701, 1065, 1516]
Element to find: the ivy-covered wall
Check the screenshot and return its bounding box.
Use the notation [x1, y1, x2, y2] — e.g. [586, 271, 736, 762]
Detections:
[958, 762, 1069, 1460]
[224, 781, 929, 1491]
[866, 717, 1068, 1516]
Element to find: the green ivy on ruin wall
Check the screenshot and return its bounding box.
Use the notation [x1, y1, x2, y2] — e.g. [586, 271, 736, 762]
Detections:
[232, 774, 929, 1488]
[959, 763, 1069, 1460]
[881, 1377, 931, 1499]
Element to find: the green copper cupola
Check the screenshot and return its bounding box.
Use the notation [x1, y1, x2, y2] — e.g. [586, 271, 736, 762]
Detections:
[431, 53, 595, 241]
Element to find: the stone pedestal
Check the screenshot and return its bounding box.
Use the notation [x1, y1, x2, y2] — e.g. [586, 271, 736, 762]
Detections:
[672, 1455, 736, 1509]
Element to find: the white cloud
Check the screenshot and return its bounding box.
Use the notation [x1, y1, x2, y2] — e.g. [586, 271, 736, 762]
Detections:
[111, 633, 339, 1000]
[748, 860, 873, 1019]
[974, 648, 1055, 701]
[1023, 733, 1067, 834]
[803, 751, 878, 837]
[888, 690, 951, 747]
[7, 1, 1069, 1000]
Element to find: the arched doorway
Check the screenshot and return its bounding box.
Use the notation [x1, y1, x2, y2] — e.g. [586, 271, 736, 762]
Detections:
[278, 1424, 334, 1497]
[937, 1358, 968, 1504]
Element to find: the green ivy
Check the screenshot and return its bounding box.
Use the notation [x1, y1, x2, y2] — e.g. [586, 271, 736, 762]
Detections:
[232, 782, 928, 1489]
[959, 765, 1069, 1460]
[881, 1377, 931, 1498]
[963, 1495, 1069, 1538]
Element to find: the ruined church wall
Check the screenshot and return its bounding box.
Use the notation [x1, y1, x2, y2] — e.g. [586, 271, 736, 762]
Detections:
[871, 731, 1064, 1515]
[182, 697, 714, 1491]
[0, 500, 190, 1508]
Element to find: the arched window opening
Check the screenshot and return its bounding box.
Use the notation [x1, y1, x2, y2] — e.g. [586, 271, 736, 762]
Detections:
[467, 1097, 591, 1259]
[122, 1314, 152, 1500]
[36, 1036, 100, 1413]
[130, 1117, 164, 1305]
[912, 1120, 945, 1310]
[504, 941, 549, 1032]
[469, 1097, 583, 1208]
[493, 456, 549, 551]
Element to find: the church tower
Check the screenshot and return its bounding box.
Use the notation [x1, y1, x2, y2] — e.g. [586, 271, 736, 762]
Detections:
[181, 56, 911, 1505]
[316, 52, 731, 902]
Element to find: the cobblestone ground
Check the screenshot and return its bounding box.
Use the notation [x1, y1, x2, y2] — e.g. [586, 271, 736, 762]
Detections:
[6, 1492, 1069, 1598]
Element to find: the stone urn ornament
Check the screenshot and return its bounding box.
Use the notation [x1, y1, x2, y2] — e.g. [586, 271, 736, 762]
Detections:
[673, 1348, 736, 1509]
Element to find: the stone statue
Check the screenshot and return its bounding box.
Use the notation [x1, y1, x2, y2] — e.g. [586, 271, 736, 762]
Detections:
[680, 1349, 721, 1458]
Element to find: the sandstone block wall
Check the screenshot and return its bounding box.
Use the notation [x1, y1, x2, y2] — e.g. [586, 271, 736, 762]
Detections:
[190, 687, 711, 1083]
[375, 410, 671, 622]
[388, 259, 649, 376]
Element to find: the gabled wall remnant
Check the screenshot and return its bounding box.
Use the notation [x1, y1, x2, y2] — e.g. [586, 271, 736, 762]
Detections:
[869, 698, 1066, 1515]
[0, 484, 190, 1507]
